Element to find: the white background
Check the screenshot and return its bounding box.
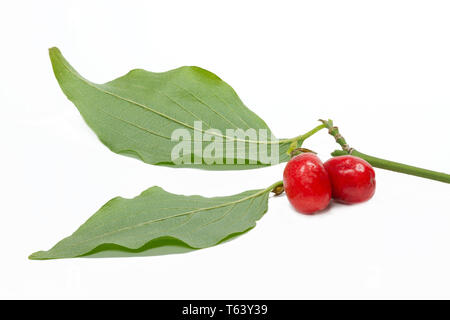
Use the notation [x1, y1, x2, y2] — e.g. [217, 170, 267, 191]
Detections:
[1, 0, 449, 299]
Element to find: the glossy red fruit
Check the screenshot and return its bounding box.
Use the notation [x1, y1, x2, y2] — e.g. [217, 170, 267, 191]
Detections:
[324, 155, 376, 204]
[283, 153, 332, 214]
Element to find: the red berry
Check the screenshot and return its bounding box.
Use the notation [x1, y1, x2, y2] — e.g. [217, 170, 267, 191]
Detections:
[324, 155, 376, 204]
[283, 153, 332, 214]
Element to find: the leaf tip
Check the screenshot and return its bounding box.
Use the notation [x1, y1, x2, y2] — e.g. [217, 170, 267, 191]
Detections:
[28, 250, 53, 260]
[28, 251, 43, 260]
[48, 46, 62, 59]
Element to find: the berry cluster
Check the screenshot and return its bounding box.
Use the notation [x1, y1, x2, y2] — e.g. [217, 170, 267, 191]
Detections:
[283, 153, 376, 214]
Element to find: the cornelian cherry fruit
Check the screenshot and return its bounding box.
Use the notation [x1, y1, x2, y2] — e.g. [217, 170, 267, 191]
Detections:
[324, 155, 376, 204]
[283, 153, 332, 214]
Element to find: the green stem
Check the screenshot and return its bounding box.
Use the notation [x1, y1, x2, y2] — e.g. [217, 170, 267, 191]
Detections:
[300, 124, 326, 141]
[286, 124, 326, 156]
[319, 119, 352, 152]
[283, 124, 326, 144]
[267, 180, 284, 195]
[321, 118, 450, 184]
[332, 149, 450, 184]
[267, 180, 283, 191]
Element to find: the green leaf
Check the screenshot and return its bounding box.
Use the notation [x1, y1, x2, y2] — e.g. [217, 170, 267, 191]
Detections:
[29, 184, 276, 260]
[49, 47, 294, 169]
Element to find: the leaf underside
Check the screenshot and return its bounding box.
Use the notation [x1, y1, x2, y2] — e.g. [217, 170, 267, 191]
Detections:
[49, 47, 291, 170]
[29, 186, 271, 260]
